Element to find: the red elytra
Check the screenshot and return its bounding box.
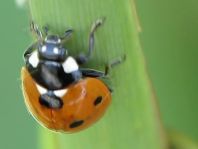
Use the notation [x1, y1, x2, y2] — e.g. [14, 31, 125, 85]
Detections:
[21, 67, 111, 133]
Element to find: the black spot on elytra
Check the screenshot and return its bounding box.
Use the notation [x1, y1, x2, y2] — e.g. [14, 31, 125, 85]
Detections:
[69, 120, 84, 128]
[94, 96, 103, 106]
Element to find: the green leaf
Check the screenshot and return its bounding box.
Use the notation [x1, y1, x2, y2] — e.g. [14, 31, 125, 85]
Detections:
[29, 0, 168, 148]
[168, 130, 198, 149]
[38, 128, 57, 149]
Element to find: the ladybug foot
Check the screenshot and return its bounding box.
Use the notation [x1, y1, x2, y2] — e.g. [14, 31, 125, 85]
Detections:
[39, 91, 63, 109]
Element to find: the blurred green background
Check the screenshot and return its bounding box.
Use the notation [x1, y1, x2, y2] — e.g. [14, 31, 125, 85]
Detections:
[0, 0, 197, 149]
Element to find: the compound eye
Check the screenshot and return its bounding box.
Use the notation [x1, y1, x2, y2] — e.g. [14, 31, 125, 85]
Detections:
[53, 47, 59, 54]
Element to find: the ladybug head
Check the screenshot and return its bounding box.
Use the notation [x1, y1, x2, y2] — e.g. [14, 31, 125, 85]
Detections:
[45, 35, 61, 44]
[38, 35, 68, 62]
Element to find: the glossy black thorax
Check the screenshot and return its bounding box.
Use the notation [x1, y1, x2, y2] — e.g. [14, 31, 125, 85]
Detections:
[27, 60, 81, 90]
[26, 40, 82, 90]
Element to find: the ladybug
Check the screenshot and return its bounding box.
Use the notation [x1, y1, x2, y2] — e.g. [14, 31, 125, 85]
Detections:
[22, 19, 125, 133]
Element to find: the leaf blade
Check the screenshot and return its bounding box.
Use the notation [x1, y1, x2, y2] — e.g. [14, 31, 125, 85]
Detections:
[29, 0, 168, 148]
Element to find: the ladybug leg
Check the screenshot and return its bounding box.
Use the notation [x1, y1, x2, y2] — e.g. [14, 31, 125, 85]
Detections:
[60, 29, 74, 41]
[76, 18, 105, 65]
[30, 21, 43, 41]
[42, 25, 50, 36]
[80, 55, 125, 92]
[39, 91, 63, 109]
[80, 68, 105, 78]
[88, 18, 105, 57]
[80, 68, 113, 92]
[24, 21, 42, 61]
[23, 42, 39, 61]
[105, 55, 126, 75]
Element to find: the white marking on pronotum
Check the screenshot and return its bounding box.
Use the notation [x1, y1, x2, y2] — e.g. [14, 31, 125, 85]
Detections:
[53, 47, 59, 54]
[62, 56, 79, 73]
[41, 45, 47, 52]
[54, 89, 68, 97]
[29, 51, 39, 68]
[36, 84, 47, 94]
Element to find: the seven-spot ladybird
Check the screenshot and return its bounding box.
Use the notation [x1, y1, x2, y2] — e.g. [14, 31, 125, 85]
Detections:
[21, 19, 125, 133]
